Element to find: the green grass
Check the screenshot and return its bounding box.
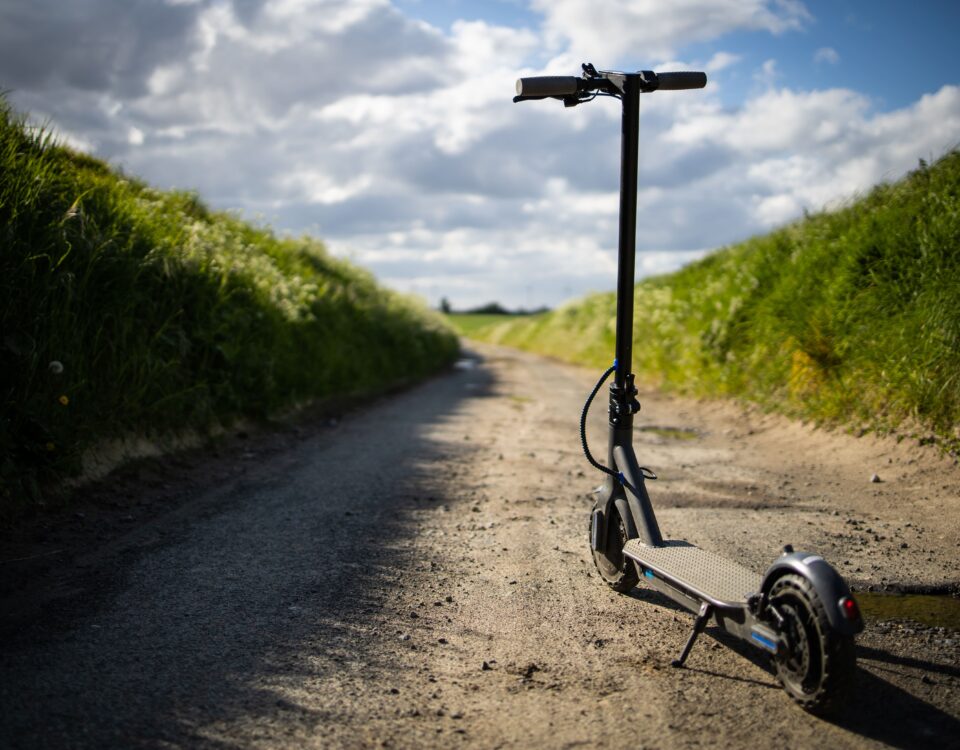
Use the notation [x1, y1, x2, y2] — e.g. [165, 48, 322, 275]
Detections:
[0, 98, 459, 514]
[470, 151, 960, 450]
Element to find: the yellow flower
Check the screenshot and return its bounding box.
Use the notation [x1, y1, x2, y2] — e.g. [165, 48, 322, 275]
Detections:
[46, 442, 56, 452]
[58, 395, 69, 406]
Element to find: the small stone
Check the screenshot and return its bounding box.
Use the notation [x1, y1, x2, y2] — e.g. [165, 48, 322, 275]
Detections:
[451, 711, 463, 719]
[389, 687, 399, 694]
[900, 542, 909, 549]
[410, 612, 419, 619]
[481, 661, 491, 671]
[400, 634, 411, 641]
[438, 637, 448, 644]
[445, 595, 454, 603]
[870, 473, 882, 483]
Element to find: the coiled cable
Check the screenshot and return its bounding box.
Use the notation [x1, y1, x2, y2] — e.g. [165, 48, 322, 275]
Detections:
[580, 364, 620, 481]
[579, 363, 658, 488]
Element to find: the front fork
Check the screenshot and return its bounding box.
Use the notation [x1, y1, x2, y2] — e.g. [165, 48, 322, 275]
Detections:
[591, 372, 663, 551]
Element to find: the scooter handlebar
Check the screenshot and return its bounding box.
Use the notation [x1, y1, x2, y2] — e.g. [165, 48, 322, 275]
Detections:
[515, 76, 580, 97]
[655, 71, 707, 90]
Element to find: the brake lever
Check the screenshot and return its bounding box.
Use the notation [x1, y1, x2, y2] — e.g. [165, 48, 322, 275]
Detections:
[513, 94, 576, 104]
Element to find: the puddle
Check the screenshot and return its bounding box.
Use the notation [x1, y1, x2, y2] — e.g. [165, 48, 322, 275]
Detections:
[638, 426, 698, 440]
[455, 358, 478, 370]
[855, 591, 960, 631]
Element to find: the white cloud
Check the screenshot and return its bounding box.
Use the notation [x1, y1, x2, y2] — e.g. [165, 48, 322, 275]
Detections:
[3, 0, 957, 310]
[814, 47, 840, 65]
[706, 51, 742, 72]
[667, 84, 960, 227]
[532, 0, 810, 62]
[669, 87, 871, 152]
[754, 58, 780, 89]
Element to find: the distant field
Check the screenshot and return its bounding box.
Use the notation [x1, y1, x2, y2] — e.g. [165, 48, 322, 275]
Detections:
[0, 97, 459, 514]
[467, 151, 960, 450]
[444, 314, 530, 337]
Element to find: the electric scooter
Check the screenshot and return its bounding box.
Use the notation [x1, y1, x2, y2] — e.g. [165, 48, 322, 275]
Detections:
[513, 64, 863, 714]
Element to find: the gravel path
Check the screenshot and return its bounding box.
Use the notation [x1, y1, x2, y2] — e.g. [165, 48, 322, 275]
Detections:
[1, 344, 958, 748]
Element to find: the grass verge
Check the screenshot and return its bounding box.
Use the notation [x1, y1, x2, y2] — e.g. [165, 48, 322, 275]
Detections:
[0, 98, 459, 518]
[469, 151, 960, 451]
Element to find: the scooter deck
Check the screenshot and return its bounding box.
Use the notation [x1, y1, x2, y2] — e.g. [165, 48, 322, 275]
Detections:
[623, 539, 761, 608]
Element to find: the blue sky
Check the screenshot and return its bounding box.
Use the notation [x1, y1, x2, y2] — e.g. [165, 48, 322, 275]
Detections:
[696, 1, 960, 110]
[396, 0, 960, 110]
[2, 0, 958, 309]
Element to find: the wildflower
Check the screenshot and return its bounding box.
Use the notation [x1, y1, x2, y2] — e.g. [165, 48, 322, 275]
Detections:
[58, 395, 69, 406]
[46, 442, 55, 452]
[48, 360, 64, 375]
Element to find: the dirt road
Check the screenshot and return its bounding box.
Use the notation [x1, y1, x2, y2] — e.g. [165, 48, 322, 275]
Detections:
[1, 344, 958, 748]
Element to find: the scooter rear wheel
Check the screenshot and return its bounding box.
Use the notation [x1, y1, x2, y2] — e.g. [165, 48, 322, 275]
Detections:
[590, 507, 639, 592]
[769, 573, 855, 715]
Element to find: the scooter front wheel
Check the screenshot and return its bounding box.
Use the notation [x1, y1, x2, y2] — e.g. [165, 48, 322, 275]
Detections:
[590, 507, 639, 592]
[769, 573, 856, 715]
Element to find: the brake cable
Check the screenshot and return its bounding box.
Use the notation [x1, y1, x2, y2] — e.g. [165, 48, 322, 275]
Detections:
[579, 362, 657, 490]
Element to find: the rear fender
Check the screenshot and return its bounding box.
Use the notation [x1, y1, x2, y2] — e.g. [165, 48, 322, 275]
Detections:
[761, 552, 864, 635]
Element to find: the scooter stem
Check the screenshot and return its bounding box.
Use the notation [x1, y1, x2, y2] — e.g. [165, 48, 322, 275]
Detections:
[607, 73, 664, 547]
[613, 74, 641, 387]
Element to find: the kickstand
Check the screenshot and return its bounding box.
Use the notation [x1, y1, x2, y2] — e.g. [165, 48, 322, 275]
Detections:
[672, 602, 713, 668]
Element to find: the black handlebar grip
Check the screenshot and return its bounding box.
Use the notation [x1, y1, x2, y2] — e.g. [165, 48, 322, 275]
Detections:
[515, 76, 580, 97]
[656, 72, 707, 90]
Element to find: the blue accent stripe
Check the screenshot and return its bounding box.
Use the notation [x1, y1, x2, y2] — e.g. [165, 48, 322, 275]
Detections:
[644, 570, 655, 579]
[751, 632, 777, 652]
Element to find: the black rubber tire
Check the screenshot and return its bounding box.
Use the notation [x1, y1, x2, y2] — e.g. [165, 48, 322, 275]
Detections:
[768, 573, 856, 715]
[590, 507, 639, 592]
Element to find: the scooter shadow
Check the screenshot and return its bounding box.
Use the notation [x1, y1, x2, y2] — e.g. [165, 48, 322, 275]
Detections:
[627, 588, 960, 746]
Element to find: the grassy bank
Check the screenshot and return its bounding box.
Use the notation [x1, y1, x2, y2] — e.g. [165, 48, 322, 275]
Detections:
[1, 99, 458, 513]
[467, 151, 960, 449]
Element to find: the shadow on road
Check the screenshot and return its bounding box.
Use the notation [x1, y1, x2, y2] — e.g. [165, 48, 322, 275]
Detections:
[2, 346, 957, 748]
[0, 350, 497, 748]
[836, 646, 960, 748]
[628, 588, 960, 747]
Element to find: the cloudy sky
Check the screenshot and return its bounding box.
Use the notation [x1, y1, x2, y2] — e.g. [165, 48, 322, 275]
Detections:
[3, 0, 958, 309]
